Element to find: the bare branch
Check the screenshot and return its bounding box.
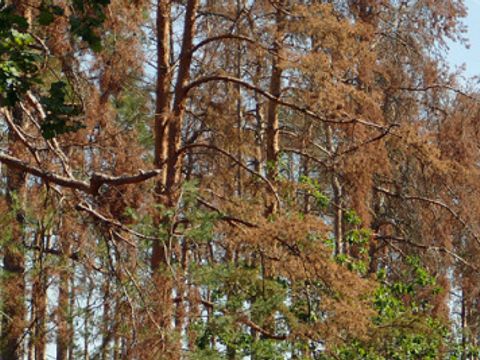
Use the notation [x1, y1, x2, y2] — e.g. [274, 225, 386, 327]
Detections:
[375, 186, 480, 247]
[376, 234, 479, 272]
[396, 84, 477, 101]
[76, 203, 159, 243]
[0, 152, 91, 192]
[191, 34, 256, 54]
[0, 152, 163, 195]
[184, 75, 388, 130]
[181, 143, 281, 209]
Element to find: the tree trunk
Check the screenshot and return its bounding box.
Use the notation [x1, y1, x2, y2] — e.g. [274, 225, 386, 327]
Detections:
[33, 232, 47, 360]
[151, 0, 174, 353]
[165, 0, 199, 199]
[151, 1, 199, 356]
[56, 267, 70, 360]
[2, 107, 27, 360]
[265, 3, 284, 214]
[325, 124, 344, 255]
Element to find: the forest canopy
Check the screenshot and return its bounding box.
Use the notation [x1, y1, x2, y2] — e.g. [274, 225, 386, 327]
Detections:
[0, 0, 480, 359]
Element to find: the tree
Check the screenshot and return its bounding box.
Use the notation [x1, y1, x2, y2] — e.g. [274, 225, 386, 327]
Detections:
[1, 0, 480, 359]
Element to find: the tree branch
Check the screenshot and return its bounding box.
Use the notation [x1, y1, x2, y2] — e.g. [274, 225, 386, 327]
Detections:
[0, 152, 163, 195]
[191, 34, 256, 54]
[375, 186, 480, 247]
[185, 75, 388, 131]
[181, 143, 281, 209]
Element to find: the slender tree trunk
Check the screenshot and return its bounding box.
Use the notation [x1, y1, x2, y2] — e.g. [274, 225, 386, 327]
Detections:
[235, 1, 243, 196]
[113, 331, 120, 360]
[253, 60, 264, 175]
[28, 300, 35, 360]
[325, 124, 344, 255]
[33, 232, 47, 360]
[332, 175, 344, 255]
[266, 42, 282, 182]
[461, 287, 468, 360]
[174, 239, 188, 338]
[265, 4, 284, 214]
[100, 276, 111, 360]
[67, 267, 75, 360]
[56, 268, 70, 360]
[83, 277, 93, 360]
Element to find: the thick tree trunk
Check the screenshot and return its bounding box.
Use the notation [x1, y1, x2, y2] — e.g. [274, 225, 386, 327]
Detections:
[2, 2, 32, 355]
[2, 106, 26, 360]
[151, 1, 174, 354]
[154, 0, 172, 177]
[151, 1, 199, 356]
[165, 0, 199, 199]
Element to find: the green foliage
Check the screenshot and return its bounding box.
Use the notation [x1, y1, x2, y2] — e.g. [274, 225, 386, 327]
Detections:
[114, 89, 153, 149]
[344, 209, 362, 226]
[38, 1, 64, 26]
[0, 1, 40, 106]
[322, 260, 449, 360]
[300, 175, 329, 209]
[40, 81, 84, 139]
[70, 0, 111, 52]
[1, 0, 109, 141]
[191, 262, 289, 358]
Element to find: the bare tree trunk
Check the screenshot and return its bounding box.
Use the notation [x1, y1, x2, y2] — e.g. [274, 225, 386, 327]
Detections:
[253, 61, 264, 175]
[154, 0, 172, 178]
[100, 275, 111, 360]
[113, 332, 120, 360]
[1, 107, 26, 360]
[265, 3, 284, 214]
[33, 232, 47, 360]
[461, 287, 468, 360]
[28, 301, 35, 360]
[67, 268, 75, 360]
[56, 267, 70, 360]
[174, 239, 188, 339]
[266, 44, 282, 181]
[151, 1, 199, 357]
[151, 1, 174, 354]
[83, 277, 93, 360]
[332, 175, 344, 255]
[325, 124, 344, 255]
[235, 0, 243, 196]
[165, 0, 200, 199]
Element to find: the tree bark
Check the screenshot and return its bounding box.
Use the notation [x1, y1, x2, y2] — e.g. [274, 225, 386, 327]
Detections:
[1, 107, 26, 360]
[33, 232, 47, 360]
[265, 3, 284, 214]
[56, 267, 70, 360]
[165, 0, 200, 200]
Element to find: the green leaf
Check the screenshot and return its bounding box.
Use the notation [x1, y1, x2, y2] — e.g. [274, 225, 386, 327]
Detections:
[40, 81, 84, 139]
[38, 7, 54, 25]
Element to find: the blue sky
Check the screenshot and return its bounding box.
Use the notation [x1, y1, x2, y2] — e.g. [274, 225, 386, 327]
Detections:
[448, 0, 480, 78]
